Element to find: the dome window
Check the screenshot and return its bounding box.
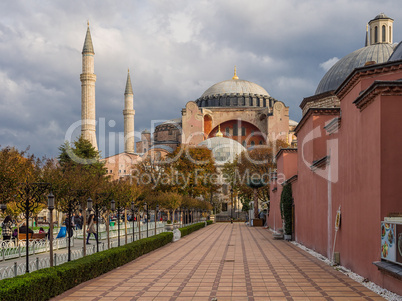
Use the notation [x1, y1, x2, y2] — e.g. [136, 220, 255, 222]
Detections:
[375, 26, 378, 43]
[233, 124, 238, 136]
[251, 141, 255, 146]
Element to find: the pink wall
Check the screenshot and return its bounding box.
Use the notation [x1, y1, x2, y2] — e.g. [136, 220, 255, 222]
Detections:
[335, 84, 381, 284]
[268, 150, 298, 231]
[291, 64, 402, 295]
[294, 111, 340, 258]
[270, 63, 402, 295]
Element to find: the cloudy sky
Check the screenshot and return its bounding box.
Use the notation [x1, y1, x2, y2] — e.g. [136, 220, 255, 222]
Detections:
[1, 0, 401, 158]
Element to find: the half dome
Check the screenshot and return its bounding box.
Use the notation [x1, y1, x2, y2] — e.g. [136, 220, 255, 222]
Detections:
[198, 137, 246, 165]
[315, 43, 395, 95]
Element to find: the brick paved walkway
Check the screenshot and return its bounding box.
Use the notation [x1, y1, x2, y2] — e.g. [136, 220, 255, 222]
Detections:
[52, 223, 384, 301]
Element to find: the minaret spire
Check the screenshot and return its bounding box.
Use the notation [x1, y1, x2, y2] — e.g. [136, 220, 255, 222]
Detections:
[124, 69, 135, 153]
[80, 22, 97, 150]
[232, 66, 239, 80]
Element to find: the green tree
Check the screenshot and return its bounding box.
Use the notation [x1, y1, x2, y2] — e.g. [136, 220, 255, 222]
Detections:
[280, 183, 293, 235]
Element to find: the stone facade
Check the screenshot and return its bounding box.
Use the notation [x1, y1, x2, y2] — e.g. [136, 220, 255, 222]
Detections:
[103, 152, 141, 181]
[300, 91, 340, 116]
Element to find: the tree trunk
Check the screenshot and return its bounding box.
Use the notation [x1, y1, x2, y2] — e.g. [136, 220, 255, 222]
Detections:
[254, 189, 259, 219]
[103, 211, 110, 249]
[124, 209, 128, 245]
[83, 212, 87, 256]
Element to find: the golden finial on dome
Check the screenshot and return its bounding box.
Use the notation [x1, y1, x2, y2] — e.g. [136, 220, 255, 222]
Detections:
[87, 20, 90, 27]
[216, 125, 223, 137]
[232, 66, 239, 80]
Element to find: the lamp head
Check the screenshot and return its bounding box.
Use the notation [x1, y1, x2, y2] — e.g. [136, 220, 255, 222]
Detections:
[87, 197, 93, 211]
[47, 192, 55, 211]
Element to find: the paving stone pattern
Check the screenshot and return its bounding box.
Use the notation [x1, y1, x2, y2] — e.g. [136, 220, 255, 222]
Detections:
[52, 223, 385, 301]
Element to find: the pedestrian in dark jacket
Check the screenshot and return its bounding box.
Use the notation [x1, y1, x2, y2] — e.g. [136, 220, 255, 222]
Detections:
[1, 216, 13, 241]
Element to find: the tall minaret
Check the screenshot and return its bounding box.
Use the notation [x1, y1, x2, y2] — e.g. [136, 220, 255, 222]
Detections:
[80, 22, 98, 150]
[123, 69, 135, 153]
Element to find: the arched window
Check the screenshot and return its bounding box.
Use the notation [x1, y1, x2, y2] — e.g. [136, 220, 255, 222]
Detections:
[251, 141, 255, 146]
[374, 26, 378, 43]
[259, 140, 263, 145]
[382, 25, 386, 42]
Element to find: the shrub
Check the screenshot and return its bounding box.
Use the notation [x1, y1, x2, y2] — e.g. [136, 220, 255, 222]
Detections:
[179, 222, 205, 237]
[280, 183, 293, 235]
[0, 232, 173, 301]
[207, 220, 213, 225]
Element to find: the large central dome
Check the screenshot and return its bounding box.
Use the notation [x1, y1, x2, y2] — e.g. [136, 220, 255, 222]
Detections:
[201, 79, 270, 98]
[195, 69, 275, 108]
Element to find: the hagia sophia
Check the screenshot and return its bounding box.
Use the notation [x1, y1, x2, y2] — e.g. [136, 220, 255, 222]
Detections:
[77, 13, 402, 294]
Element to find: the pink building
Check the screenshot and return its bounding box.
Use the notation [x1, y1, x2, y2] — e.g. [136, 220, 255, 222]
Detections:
[269, 59, 402, 295]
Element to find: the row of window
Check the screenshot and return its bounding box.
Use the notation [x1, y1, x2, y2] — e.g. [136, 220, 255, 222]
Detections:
[242, 140, 264, 147]
[199, 97, 272, 107]
[373, 25, 392, 43]
[224, 126, 258, 137]
[107, 169, 127, 174]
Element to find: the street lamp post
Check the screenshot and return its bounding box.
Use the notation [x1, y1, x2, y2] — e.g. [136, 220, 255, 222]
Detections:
[178, 207, 181, 228]
[16, 182, 51, 273]
[111, 199, 121, 247]
[144, 202, 148, 238]
[155, 204, 159, 235]
[230, 188, 234, 221]
[47, 192, 55, 267]
[131, 202, 136, 242]
[86, 197, 92, 255]
[65, 198, 75, 262]
[237, 195, 239, 219]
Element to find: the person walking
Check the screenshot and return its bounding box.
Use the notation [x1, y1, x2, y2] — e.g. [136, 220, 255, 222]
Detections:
[64, 214, 74, 238]
[74, 213, 83, 230]
[1, 216, 13, 241]
[86, 214, 98, 244]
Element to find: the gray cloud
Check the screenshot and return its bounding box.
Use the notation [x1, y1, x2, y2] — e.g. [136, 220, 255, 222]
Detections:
[0, 0, 401, 158]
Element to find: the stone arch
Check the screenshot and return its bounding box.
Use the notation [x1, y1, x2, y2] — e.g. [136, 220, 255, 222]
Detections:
[208, 120, 266, 148]
[204, 114, 213, 136]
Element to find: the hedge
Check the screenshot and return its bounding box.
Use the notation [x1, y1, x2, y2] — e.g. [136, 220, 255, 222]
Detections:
[0, 232, 173, 301]
[206, 220, 213, 225]
[179, 222, 207, 237]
